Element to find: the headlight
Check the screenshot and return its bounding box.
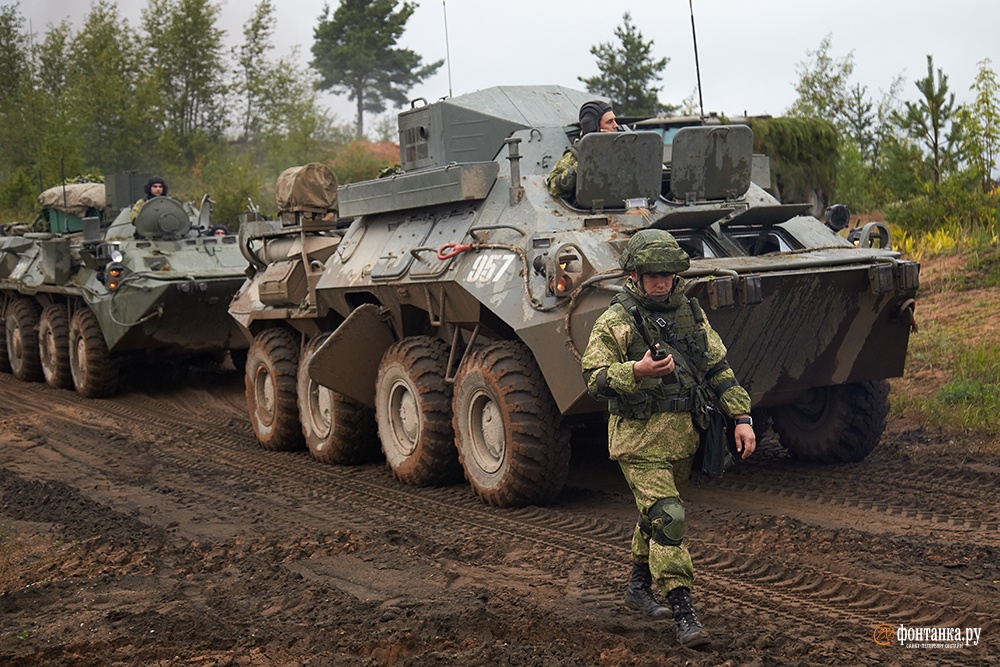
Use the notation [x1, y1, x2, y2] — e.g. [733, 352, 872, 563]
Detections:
[105, 262, 126, 290]
[547, 244, 592, 297]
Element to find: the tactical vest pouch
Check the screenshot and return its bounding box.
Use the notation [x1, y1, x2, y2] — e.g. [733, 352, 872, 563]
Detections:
[610, 391, 653, 420]
[692, 405, 738, 479]
[690, 385, 713, 431]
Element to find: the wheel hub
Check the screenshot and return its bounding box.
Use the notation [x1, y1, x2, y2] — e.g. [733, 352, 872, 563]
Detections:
[310, 382, 334, 436]
[389, 379, 419, 454]
[10, 324, 23, 363]
[255, 367, 275, 423]
[41, 329, 53, 364]
[469, 389, 505, 473]
[74, 335, 87, 376]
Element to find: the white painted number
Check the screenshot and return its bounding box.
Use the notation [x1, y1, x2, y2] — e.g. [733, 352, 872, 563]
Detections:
[465, 252, 517, 284]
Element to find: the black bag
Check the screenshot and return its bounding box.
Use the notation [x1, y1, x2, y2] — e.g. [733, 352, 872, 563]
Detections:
[693, 405, 738, 478]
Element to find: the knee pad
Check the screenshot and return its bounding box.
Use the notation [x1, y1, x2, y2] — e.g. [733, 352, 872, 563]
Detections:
[647, 497, 685, 547]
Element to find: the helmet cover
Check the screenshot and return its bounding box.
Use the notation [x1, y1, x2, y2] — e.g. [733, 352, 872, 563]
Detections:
[620, 229, 690, 275]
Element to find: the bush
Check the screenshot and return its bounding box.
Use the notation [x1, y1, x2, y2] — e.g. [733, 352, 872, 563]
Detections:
[329, 140, 399, 184]
[199, 150, 269, 229]
[886, 171, 1000, 236]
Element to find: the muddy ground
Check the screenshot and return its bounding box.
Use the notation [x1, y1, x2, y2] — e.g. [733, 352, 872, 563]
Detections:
[0, 365, 997, 667]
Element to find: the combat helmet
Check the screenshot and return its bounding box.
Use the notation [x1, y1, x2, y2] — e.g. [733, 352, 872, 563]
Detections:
[620, 229, 690, 275]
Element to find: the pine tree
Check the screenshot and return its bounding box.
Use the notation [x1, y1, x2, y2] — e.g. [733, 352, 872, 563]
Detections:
[311, 0, 442, 140]
[578, 12, 669, 117]
[893, 55, 959, 187]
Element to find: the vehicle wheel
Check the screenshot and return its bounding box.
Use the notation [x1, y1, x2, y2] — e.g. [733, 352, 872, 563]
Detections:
[298, 335, 378, 464]
[452, 341, 571, 507]
[245, 328, 303, 451]
[68, 308, 119, 398]
[6, 298, 43, 382]
[770, 380, 890, 463]
[0, 314, 9, 373]
[39, 303, 72, 388]
[376, 336, 461, 485]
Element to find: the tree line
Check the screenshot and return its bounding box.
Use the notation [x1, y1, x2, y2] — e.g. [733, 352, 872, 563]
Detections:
[582, 16, 999, 236]
[3, 2, 997, 236]
[789, 36, 999, 234]
[0, 0, 438, 225]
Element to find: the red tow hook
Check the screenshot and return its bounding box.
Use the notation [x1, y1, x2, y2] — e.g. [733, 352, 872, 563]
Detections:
[437, 243, 474, 260]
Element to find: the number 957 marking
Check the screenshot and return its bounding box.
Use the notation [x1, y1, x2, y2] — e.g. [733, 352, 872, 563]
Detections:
[464, 252, 517, 285]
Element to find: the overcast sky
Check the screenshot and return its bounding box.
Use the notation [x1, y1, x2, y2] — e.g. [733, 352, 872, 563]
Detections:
[18, 0, 1000, 128]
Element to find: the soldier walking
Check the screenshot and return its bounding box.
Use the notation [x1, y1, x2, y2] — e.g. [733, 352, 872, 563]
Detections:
[581, 229, 756, 647]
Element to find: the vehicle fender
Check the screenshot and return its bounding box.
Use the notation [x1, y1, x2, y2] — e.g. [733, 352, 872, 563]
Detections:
[307, 303, 395, 408]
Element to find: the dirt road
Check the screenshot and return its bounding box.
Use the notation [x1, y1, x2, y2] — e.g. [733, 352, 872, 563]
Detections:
[1, 367, 997, 666]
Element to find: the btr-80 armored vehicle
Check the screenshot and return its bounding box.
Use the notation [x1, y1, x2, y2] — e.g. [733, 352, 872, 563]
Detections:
[231, 85, 919, 507]
[1, 178, 249, 397]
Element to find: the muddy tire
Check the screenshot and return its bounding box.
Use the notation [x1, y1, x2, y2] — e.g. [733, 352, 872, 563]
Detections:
[6, 298, 43, 382]
[68, 308, 119, 398]
[771, 380, 890, 463]
[297, 335, 378, 464]
[376, 336, 461, 486]
[246, 328, 304, 452]
[0, 306, 9, 373]
[39, 304, 73, 389]
[452, 341, 570, 507]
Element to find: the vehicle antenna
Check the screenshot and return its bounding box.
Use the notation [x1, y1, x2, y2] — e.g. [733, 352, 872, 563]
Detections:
[442, 1, 453, 98]
[61, 156, 68, 213]
[688, 0, 705, 120]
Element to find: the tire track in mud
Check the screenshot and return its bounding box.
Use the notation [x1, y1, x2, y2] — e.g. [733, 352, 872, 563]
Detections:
[711, 462, 1000, 535]
[2, 374, 996, 666]
[133, 442, 995, 663]
[116, 443, 1000, 666]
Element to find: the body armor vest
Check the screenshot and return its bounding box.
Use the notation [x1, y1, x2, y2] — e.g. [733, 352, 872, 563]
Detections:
[607, 290, 714, 426]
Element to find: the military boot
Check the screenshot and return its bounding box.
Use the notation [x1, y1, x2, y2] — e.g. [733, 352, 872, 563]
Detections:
[666, 586, 710, 648]
[624, 561, 671, 619]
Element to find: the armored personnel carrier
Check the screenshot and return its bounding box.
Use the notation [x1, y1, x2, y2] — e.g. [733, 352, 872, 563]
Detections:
[231, 85, 919, 507]
[1, 178, 249, 397]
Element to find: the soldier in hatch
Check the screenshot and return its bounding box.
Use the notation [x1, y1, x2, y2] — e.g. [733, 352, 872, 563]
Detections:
[580, 229, 756, 648]
[130, 176, 169, 221]
[546, 100, 619, 198]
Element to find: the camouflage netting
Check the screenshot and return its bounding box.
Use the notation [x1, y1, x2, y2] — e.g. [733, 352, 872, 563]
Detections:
[275, 163, 339, 215]
[747, 117, 838, 205]
[37, 183, 107, 216]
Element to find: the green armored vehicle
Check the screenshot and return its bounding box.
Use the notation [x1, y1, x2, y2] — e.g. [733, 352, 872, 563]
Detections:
[0, 176, 249, 397]
[231, 86, 919, 507]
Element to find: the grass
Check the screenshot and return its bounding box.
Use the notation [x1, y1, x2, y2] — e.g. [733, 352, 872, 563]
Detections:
[889, 242, 1000, 445]
[958, 247, 1000, 289]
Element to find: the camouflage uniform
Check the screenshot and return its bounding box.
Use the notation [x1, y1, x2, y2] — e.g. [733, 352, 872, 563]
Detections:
[581, 231, 751, 596]
[130, 177, 169, 222]
[546, 142, 579, 197]
[546, 100, 615, 198]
